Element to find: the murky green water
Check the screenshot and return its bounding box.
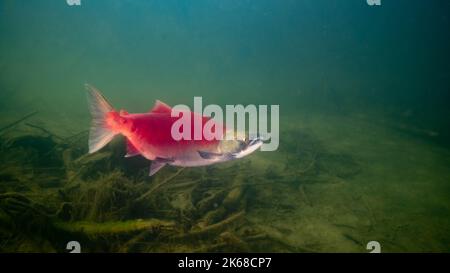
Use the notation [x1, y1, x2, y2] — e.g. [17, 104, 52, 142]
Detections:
[0, 0, 449, 252]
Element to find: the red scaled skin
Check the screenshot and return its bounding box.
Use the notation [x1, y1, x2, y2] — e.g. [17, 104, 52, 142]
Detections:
[104, 105, 223, 167]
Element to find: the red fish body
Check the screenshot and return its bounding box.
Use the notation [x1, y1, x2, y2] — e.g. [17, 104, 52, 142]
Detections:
[113, 109, 221, 163]
[86, 84, 262, 175]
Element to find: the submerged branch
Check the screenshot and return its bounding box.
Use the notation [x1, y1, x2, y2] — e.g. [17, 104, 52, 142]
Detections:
[135, 167, 185, 202]
[0, 111, 38, 134]
[64, 130, 89, 144]
[25, 123, 64, 141]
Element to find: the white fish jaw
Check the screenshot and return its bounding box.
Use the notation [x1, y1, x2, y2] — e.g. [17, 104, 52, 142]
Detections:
[194, 137, 263, 164]
[230, 138, 263, 159]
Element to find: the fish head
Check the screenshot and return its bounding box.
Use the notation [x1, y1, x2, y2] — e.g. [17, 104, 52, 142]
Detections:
[230, 136, 263, 159]
[217, 130, 263, 159]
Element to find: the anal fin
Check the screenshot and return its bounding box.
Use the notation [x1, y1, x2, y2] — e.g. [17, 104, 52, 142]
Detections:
[125, 140, 140, 158]
[149, 157, 174, 176]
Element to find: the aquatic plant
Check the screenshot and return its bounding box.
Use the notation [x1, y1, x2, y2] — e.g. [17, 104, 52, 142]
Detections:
[0, 114, 366, 252]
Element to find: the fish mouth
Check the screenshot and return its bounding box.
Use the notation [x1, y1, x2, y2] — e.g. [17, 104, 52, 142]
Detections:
[233, 136, 263, 159]
[237, 136, 262, 151]
[198, 136, 263, 161]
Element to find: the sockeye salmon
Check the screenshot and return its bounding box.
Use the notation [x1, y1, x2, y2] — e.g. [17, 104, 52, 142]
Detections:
[86, 84, 262, 175]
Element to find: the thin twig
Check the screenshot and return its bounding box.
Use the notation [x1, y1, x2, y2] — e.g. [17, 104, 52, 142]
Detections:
[136, 168, 185, 202]
[0, 111, 38, 134]
[64, 130, 89, 143]
[297, 152, 317, 174]
[299, 185, 312, 206]
[25, 123, 64, 140]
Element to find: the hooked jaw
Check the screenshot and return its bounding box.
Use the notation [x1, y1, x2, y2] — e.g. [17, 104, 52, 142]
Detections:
[232, 136, 263, 159]
[198, 136, 263, 161]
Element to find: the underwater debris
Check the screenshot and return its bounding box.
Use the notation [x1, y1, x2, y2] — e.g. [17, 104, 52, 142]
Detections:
[25, 123, 64, 141]
[56, 202, 73, 221]
[0, 111, 38, 135]
[135, 167, 186, 202]
[175, 210, 245, 241]
[0, 121, 366, 252]
[316, 153, 361, 179]
[0, 192, 88, 252]
[55, 218, 176, 236]
[298, 185, 312, 207]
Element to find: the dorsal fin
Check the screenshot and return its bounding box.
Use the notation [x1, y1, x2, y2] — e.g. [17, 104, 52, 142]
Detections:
[150, 100, 172, 113]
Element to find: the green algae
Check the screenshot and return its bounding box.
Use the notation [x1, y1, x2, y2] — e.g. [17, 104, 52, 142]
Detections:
[0, 113, 449, 253]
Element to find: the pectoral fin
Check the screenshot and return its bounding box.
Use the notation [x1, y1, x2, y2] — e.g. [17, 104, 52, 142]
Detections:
[198, 151, 235, 161]
[198, 151, 223, 159]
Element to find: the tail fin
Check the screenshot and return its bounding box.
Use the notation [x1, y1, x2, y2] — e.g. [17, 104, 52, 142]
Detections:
[85, 84, 117, 154]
